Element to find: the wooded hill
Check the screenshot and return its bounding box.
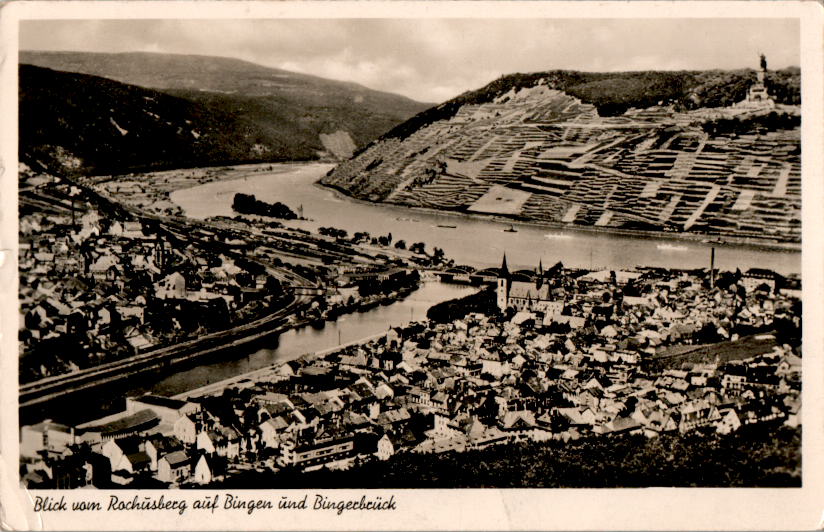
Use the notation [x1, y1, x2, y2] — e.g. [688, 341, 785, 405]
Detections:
[19, 51, 428, 176]
[384, 68, 800, 140]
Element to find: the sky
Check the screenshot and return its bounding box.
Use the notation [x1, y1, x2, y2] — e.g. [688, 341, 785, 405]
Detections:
[20, 18, 800, 103]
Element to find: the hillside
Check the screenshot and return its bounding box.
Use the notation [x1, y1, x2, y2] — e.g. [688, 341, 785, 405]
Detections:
[322, 68, 801, 243]
[19, 51, 429, 174]
[20, 65, 283, 175]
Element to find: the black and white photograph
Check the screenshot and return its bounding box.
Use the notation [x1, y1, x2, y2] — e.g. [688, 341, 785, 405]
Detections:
[3, 2, 822, 530]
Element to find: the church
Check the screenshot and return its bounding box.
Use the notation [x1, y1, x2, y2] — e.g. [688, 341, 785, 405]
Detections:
[496, 254, 564, 314]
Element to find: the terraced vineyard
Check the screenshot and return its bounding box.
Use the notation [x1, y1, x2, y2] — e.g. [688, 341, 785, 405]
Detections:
[323, 79, 800, 243]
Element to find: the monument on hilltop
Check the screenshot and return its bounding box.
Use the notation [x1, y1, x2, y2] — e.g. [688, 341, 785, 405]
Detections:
[734, 53, 775, 109]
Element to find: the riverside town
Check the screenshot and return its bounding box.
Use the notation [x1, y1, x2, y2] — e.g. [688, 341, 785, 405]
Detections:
[17, 23, 802, 490]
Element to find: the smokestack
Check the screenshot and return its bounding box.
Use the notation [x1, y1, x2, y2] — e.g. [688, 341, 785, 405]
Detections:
[710, 247, 716, 289]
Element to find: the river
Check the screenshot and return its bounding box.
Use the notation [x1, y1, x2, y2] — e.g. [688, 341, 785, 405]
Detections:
[31, 281, 476, 426]
[171, 162, 801, 275]
[36, 162, 800, 425]
[143, 281, 475, 398]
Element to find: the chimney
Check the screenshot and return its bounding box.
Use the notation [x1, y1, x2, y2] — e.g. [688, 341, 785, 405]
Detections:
[710, 247, 716, 289]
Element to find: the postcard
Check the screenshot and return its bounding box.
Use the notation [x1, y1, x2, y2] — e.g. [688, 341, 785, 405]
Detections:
[1, 1, 822, 530]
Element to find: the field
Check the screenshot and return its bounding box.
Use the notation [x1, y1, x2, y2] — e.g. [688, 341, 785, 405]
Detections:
[649, 334, 779, 371]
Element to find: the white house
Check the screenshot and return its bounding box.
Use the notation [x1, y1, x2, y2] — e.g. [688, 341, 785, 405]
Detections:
[715, 408, 742, 435]
[174, 415, 198, 445]
[375, 434, 394, 461]
[157, 451, 191, 484]
[193, 455, 212, 485]
[155, 272, 187, 299]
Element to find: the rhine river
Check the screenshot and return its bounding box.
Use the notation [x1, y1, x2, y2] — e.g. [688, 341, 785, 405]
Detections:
[45, 162, 799, 425]
[171, 162, 801, 275]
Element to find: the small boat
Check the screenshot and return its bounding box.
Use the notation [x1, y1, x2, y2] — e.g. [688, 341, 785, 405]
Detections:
[503, 224, 518, 233]
[436, 224, 457, 229]
[545, 233, 573, 240]
[657, 243, 688, 252]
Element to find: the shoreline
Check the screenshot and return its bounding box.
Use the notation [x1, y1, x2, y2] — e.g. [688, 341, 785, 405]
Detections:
[315, 180, 801, 254]
[162, 159, 799, 253]
[173, 329, 391, 401]
[173, 281, 427, 401]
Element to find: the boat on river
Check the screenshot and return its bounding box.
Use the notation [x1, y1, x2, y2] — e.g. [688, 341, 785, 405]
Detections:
[657, 243, 688, 252]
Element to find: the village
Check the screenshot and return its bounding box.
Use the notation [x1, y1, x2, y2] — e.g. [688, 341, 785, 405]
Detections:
[19, 253, 801, 488]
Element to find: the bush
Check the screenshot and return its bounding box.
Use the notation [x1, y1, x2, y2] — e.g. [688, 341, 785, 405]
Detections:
[232, 193, 297, 219]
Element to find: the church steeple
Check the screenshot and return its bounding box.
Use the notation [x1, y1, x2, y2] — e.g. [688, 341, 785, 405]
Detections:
[536, 259, 544, 289]
[497, 253, 510, 313]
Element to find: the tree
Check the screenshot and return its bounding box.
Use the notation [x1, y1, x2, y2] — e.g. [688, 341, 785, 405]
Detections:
[394, 240, 406, 250]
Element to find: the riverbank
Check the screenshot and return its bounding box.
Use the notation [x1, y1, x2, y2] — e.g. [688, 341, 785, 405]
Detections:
[173, 329, 391, 401]
[129, 159, 799, 253]
[316, 180, 801, 253]
[174, 280, 428, 400]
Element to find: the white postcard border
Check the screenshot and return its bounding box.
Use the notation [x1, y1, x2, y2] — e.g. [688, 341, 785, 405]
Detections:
[1, 2, 822, 531]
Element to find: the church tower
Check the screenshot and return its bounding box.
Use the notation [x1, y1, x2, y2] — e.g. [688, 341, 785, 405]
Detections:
[536, 259, 544, 290]
[153, 237, 168, 272]
[497, 253, 510, 312]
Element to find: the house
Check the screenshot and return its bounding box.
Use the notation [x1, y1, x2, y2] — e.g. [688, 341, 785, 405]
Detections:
[20, 420, 74, 458]
[174, 415, 198, 444]
[196, 428, 240, 459]
[544, 314, 587, 330]
[193, 454, 213, 485]
[101, 436, 143, 471]
[125, 328, 156, 353]
[89, 255, 120, 280]
[292, 435, 356, 469]
[126, 395, 200, 425]
[155, 272, 187, 299]
[112, 451, 152, 476]
[784, 399, 801, 428]
[742, 268, 777, 293]
[157, 450, 191, 484]
[500, 410, 536, 431]
[777, 354, 802, 376]
[259, 417, 291, 448]
[556, 407, 597, 427]
[374, 382, 395, 401]
[715, 408, 742, 435]
[82, 410, 159, 443]
[678, 400, 721, 433]
[604, 415, 643, 435]
[145, 434, 184, 471]
[375, 434, 394, 461]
